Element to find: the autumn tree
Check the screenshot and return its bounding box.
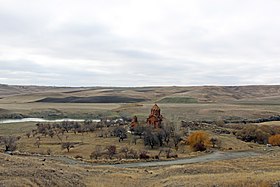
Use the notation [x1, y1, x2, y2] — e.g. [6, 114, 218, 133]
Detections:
[187, 131, 210, 151]
[269, 134, 280, 146]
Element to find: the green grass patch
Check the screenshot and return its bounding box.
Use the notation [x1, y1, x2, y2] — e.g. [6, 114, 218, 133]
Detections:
[158, 97, 198, 104]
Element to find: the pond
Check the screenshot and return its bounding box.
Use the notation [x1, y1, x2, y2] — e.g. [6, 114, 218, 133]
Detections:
[0, 118, 100, 124]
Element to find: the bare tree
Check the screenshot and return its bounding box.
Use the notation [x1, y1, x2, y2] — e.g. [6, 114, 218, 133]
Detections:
[162, 123, 174, 145]
[34, 140, 41, 148]
[90, 145, 102, 160]
[143, 128, 159, 149]
[61, 142, 75, 152]
[172, 133, 182, 150]
[57, 134, 62, 142]
[0, 136, 20, 152]
[46, 148, 52, 155]
[48, 130, 54, 138]
[132, 136, 139, 145]
[112, 127, 127, 142]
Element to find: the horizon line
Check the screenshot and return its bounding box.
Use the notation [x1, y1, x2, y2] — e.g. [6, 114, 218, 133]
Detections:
[1, 83, 279, 88]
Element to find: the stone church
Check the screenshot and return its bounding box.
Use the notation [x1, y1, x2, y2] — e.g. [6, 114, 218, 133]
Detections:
[146, 104, 163, 128]
[130, 104, 163, 129]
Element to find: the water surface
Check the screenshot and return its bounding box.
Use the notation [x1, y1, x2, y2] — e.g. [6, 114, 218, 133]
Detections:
[0, 118, 100, 124]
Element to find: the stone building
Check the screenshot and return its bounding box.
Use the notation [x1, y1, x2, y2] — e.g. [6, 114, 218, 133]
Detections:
[146, 104, 163, 128]
[130, 116, 139, 128]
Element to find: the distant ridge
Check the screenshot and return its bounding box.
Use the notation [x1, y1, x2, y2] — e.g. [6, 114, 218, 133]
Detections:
[36, 96, 147, 103]
[0, 84, 280, 103]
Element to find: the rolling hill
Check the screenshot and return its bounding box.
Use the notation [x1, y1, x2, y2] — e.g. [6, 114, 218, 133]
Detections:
[0, 84, 279, 104]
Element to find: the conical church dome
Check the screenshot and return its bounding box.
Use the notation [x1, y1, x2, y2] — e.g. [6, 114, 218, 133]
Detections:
[151, 104, 160, 111]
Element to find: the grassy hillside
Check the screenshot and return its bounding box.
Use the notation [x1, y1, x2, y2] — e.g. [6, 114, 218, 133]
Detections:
[0, 85, 279, 120]
[158, 97, 198, 103]
[1, 85, 280, 103]
[37, 96, 147, 103]
[1, 146, 280, 186]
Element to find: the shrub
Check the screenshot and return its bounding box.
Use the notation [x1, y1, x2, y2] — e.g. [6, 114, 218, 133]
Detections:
[128, 148, 138, 159]
[269, 134, 280, 146]
[210, 137, 221, 148]
[139, 151, 150, 160]
[106, 145, 117, 159]
[187, 131, 210, 151]
[215, 120, 225, 127]
[120, 146, 129, 158]
[26, 132, 31, 138]
[236, 125, 270, 144]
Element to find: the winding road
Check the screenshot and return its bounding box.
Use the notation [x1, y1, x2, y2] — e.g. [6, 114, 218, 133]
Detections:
[110, 151, 260, 168]
[44, 151, 260, 168]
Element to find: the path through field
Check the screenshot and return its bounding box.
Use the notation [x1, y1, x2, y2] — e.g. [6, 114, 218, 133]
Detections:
[110, 151, 260, 168]
[41, 150, 260, 168]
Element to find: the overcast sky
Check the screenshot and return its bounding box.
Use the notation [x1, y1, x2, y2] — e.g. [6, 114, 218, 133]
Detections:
[0, 0, 279, 86]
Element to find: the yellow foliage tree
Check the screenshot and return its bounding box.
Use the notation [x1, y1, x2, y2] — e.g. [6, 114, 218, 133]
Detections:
[268, 134, 280, 146]
[187, 131, 210, 151]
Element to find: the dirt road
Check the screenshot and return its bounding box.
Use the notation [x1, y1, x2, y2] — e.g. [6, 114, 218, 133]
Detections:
[42, 151, 260, 168]
[111, 151, 260, 168]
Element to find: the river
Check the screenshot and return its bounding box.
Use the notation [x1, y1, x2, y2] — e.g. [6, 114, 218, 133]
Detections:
[0, 118, 100, 124]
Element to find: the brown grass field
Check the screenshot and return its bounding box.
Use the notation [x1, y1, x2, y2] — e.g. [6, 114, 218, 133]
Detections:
[1, 148, 280, 187]
[0, 85, 280, 186]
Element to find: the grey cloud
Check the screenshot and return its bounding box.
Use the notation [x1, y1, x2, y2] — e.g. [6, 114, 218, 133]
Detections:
[114, 49, 162, 60]
[0, 0, 279, 86]
[0, 60, 45, 73]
